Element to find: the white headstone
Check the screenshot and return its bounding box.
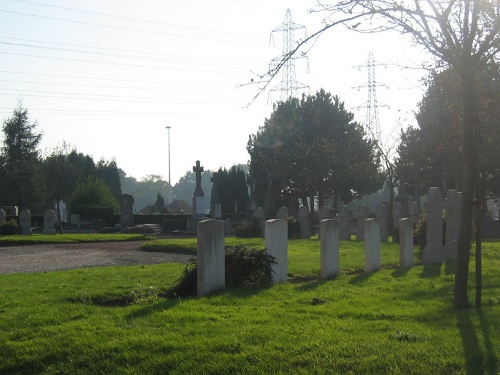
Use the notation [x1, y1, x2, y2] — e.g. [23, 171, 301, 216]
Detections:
[320, 219, 340, 279]
[297, 206, 311, 239]
[19, 210, 32, 235]
[356, 205, 369, 242]
[423, 187, 444, 265]
[339, 205, 350, 240]
[443, 190, 462, 262]
[197, 219, 225, 296]
[43, 209, 57, 235]
[265, 219, 288, 284]
[399, 218, 413, 267]
[364, 218, 381, 272]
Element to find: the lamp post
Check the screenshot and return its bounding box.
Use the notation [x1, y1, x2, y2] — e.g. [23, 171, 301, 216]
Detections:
[166, 126, 171, 204]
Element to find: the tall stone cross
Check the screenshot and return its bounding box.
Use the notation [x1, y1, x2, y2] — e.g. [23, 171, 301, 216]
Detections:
[192, 160, 205, 220]
[193, 160, 204, 192]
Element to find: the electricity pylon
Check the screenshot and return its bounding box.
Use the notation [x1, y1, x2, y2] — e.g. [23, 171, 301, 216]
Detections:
[270, 9, 309, 101]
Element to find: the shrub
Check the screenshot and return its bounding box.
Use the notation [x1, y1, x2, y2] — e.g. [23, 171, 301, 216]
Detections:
[413, 214, 446, 250]
[233, 219, 260, 238]
[169, 245, 277, 297]
[0, 219, 19, 235]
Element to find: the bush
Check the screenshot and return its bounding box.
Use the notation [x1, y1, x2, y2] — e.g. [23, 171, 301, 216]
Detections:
[233, 219, 260, 238]
[413, 214, 446, 250]
[0, 219, 19, 235]
[169, 245, 277, 297]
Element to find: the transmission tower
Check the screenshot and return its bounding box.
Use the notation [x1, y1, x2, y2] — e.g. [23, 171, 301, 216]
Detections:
[354, 52, 388, 142]
[270, 9, 309, 101]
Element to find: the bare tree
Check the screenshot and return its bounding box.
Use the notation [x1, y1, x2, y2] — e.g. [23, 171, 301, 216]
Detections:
[252, 0, 500, 308]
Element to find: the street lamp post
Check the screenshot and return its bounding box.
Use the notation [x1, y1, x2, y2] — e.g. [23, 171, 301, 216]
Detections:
[166, 126, 171, 204]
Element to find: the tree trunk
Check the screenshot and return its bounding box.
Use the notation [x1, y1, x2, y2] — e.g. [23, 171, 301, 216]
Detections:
[454, 67, 475, 308]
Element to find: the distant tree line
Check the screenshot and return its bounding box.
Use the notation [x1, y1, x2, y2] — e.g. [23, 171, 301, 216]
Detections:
[0, 105, 122, 223]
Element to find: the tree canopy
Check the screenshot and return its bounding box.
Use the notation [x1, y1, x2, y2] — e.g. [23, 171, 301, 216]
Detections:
[247, 90, 382, 208]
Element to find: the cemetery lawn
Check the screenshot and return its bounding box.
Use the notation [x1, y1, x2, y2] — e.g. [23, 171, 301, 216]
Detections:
[1, 239, 499, 374]
[0, 233, 152, 245]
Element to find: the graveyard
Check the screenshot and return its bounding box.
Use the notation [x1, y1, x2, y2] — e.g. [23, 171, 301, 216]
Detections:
[0, 228, 499, 373]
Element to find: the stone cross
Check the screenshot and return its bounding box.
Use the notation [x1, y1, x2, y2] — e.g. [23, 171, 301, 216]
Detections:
[192, 160, 205, 220]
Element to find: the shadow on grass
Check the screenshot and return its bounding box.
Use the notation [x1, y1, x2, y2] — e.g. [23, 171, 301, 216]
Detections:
[420, 263, 442, 278]
[349, 270, 375, 284]
[391, 266, 411, 278]
[444, 261, 455, 275]
[456, 309, 498, 375]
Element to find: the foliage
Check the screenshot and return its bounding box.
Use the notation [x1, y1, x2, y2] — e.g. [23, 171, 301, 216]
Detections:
[71, 176, 119, 222]
[169, 244, 277, 297]
[96, 159, 122, 202]
[210, 166, 249, 214]
[248, 90, 382, 208]
[0, 105, 44, 210]
[0, 219, 19, 235]
[233, 219, 260, 238]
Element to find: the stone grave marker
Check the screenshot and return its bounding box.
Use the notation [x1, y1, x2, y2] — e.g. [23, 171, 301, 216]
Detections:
[43, 209, 56, 235]
[192, 160, 205, 220]
[252, 207, 265, 237]
[320, 219, 339, 279]
[393, 203, 402, 229]
[375, 202, 388, 242]
[409, 201, 421, 225]
[364, 218, 381, 272]
[318, 206, 334, 240]
[197, 219, 225, 296]
[423, 187, 444, 265]
[443, 189, 462, 262]
[20, 210, 32, 235]
[356, 205, 369, 242]
[339, 205, 350, 240]
[119, 194, 135, 228]
[210, 172, 222, 219]
[399, 218, 413, 267]
[297, 206, 311, 239]
[0, 209, 5, 225]
[276, 206, 289, 219]
[265, 219, 288, 284]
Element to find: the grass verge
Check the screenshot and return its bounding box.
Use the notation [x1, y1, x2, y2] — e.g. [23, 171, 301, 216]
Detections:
[0, 239, 498, 374]
[0, 233, 152, 246]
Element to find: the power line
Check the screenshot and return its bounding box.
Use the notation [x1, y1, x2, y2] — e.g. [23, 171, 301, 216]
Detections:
[0, 9, 264, 47]
[7, 0, 263, 41]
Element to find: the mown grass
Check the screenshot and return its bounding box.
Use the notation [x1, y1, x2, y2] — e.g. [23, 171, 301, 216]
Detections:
[0, 237, 499, 374]
[0, 233, 152, 245]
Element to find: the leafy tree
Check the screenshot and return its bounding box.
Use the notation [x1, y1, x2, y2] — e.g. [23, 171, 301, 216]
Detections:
[44, 142, 74, 233]
[252, 0, 500, 309]
[71, 175, 119, 223]
[248, 90, 381, 211]
[96, 158, 122, 202]
[211, 166, 249, 214]
[0, 105, 43, 211]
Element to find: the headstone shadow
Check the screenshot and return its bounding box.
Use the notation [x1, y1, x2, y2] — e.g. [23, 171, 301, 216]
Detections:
[349, 271, 374, 285]
[391, 266, 411, 278]
[420, 263, 442, 278]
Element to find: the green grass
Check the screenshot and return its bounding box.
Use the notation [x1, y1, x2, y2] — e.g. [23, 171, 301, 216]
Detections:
[1, 238, 499, 374]
[0, 233, 152, 245]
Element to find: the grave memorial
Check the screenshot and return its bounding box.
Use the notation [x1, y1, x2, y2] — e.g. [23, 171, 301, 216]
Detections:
[265, 219, 288, 284]
[19, 210, 32, 235]
[43, 209, 56, 235]
[320, 219, 340, 279]
[192, 160, 205, 220]
[443, 189, 462, 262]
[399, 218, 413, 268]
[197, 219, 225, 296]
[423, 187, 444, 265]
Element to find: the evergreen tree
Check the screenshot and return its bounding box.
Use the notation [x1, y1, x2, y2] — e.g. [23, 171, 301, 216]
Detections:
[0, 105, 43, 211]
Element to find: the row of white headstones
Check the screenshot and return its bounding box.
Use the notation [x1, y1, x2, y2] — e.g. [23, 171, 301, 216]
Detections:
[197, 187, 459, 296]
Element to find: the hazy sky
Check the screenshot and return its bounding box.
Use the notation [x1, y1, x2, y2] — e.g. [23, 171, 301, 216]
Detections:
[0, 0, 430, 184]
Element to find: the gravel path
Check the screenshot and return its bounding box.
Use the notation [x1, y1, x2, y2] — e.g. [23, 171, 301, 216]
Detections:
[0, 241, 194, 275]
